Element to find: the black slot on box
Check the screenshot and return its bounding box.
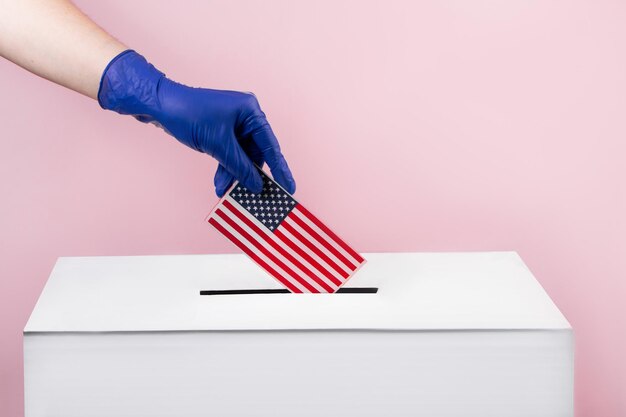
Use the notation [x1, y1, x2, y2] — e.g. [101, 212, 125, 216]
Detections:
[200, 288, 378, 295]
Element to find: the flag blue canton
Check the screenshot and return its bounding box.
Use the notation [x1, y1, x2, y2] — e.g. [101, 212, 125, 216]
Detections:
[229, 172, 297, 231]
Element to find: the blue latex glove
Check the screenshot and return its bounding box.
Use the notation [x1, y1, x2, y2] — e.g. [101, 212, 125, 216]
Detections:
[97, 50, 295, 197]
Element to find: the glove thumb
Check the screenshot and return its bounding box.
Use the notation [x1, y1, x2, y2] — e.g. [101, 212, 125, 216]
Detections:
[216, 138, 264, 196]
[214, 164, 235, 198]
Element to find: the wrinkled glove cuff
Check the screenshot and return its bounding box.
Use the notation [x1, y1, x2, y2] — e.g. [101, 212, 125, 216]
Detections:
[97, 50, 165, 119]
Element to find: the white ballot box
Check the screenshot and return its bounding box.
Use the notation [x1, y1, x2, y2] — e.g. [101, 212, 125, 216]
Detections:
[24, 252, 573, 417]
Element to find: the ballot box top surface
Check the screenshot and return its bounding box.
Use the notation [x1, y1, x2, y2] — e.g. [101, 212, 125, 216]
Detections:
[24, 252, 570, 333]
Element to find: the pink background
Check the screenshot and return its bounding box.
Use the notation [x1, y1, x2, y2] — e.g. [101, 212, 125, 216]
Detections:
[1, 0, 625, 415]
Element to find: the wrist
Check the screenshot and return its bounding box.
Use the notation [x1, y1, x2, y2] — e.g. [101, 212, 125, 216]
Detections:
[97, 50, 164, 119]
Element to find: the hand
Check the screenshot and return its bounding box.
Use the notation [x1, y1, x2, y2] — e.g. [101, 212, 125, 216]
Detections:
[97, 50, 295, 197]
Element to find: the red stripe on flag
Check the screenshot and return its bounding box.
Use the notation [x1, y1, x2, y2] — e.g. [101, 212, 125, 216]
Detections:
[273, 229, 342, 287]
[295, 205, 365, 263]
[282, 220, 349, 280]
[289, 211, 356, 270]
[208, 218, 301, 293]
[223, 200, 334, 293]
[215, 209, 318, 293]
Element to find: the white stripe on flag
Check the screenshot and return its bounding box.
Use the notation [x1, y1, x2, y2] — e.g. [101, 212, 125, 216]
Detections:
[291, 207, 361, 267]
[212, 210, 311, 293]
[283, 215, 354, 275]
[224, 196, 340, 291]
[278, 223, 347, 285]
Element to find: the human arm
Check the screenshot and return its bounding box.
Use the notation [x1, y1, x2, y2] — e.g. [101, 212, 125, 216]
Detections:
[0, 0, 126, 98]
[0, 0, 295, 196]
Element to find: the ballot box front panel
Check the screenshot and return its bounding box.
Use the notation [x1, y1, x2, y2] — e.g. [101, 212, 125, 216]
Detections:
[24, 329, 574, 417]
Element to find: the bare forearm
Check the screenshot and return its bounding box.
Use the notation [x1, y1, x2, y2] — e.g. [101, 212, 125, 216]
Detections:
[0, 0, 126, 98]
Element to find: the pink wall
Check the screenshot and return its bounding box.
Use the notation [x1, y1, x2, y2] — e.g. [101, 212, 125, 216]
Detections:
[1, 1, 624, 415]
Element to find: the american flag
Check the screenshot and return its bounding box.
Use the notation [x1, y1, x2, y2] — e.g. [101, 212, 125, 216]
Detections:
[206, 170, 366, 293]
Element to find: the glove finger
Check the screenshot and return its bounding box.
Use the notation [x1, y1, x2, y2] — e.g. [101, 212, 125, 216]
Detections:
[214, 138, 266, 197]
[248, 122, 296, 194]
[242, 138, 266, 170]
[219, 135, 264, 194]
[213, 164, 235, 197]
